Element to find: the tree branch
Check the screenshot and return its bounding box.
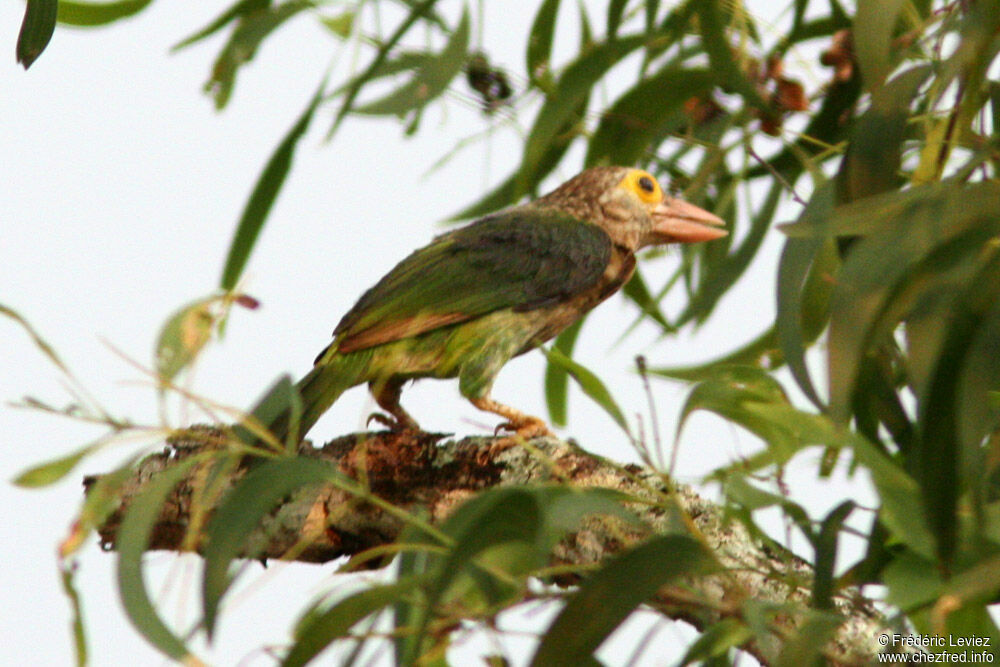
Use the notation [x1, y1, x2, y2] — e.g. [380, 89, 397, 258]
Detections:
[86, 429, 889, 665]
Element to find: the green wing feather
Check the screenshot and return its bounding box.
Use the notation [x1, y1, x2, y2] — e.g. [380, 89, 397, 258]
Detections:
[329, 207, 612, 354]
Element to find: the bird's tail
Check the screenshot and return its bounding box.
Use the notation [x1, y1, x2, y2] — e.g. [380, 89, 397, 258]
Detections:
[247, 349, 371, 448]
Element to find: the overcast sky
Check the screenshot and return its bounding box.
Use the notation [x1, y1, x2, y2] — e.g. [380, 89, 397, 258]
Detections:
[1, 2, 873, 664]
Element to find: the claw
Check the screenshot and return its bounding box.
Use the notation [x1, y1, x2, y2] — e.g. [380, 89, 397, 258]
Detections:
[366, 411, 419, 432]
[493, 416, 554, 439]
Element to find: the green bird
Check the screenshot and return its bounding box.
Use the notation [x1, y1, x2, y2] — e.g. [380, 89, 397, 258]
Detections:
[259, 166, 726, 442]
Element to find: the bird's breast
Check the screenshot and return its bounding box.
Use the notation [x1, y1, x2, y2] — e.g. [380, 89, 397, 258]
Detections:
[518, 246, 636, 351]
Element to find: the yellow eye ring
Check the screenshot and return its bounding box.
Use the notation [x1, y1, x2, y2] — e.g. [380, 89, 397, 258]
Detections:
[619, 169, 664, 204]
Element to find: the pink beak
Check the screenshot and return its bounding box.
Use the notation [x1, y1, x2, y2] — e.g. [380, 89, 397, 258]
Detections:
[649, 197, 727, 244]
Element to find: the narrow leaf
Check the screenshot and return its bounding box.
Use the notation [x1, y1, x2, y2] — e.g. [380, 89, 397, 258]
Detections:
[154, 296, 216, 386]
[171, 0, 269, 51]
[531, 535, 715, 666]
[606, 0, 628, 39]
[59, 560, 88, 667]
[544, 320, 583, 426]
[621, 268, 672, 332]
[674, 180, 778, 327]
[693, 0, 769, 110]
[202, 457, 341, 637]
[397, 489, 543, 665]
[1, 302, 72, 376]
[679, 618, 752, 665]
[220, 76, 326, 290]
[527, 0, 561, 86]
[520, 34, 647, 186]
[329, 0, 440, 135]
[544, 345, 629, 434]
[285, 581, 416, 667]
[57, 0, 154, 26]
[853, 0, 905, 93]
[585, 68, 714, 166]
[13, 440, 101, 488]
[811, 501, 854, 609]
[776, 610, 844, 667]
[117, 456, 204, 660]
[353, 8, 469, 117]
[16, 0, 57, 69]
[649, 326, 780, 382]
[916, 253, 1000, 566]
[775, 183, 836, 409]
[205, 1, 315, 110]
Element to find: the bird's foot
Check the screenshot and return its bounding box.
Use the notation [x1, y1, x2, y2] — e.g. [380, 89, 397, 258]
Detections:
[493, 415, 554, 440]
[366, 412, 420, 433]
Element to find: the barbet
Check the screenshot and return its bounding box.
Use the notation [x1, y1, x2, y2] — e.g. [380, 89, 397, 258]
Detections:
[261, 166, 726, 442]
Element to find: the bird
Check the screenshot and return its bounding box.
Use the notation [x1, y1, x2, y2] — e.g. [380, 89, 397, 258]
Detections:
[254, 166, 726, 444]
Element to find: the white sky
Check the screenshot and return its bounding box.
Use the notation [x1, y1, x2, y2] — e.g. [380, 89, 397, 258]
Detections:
[1, 2, 874, 664]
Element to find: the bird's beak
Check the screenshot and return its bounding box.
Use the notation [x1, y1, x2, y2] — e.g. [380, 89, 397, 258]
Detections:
[649, 197, 727, 244]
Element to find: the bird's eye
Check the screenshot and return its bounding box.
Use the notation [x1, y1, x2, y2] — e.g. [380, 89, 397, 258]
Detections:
[619, 169, 663, 204]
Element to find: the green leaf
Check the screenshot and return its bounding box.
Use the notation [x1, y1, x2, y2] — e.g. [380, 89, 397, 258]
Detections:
[285, 581, 417, 667]
[56, 0, 153, 26]
[397, 489, 544, 665]
[239, 374, 302, 452]
[353, 8, 469, 117]
[13, 440, 102, 488]
[205, 1, 315, 110]
[677, 365, 796, 458]
[835, 65, 929, 202]
[393, 486, 633, 664]
[543, 345, 629, 434]
[531, 535, 716, 666]
[154, 296, 216, 386]
[775, 610, 844, 667]
[59, 559, 88, 667]
[585, 68, 714, 167]
[674, 179, 779, 327]
[851, 437, 936, 559]
[520, 34, 647, 188]
[775, 183, 836, 410]
[679, 618, 752, 665]
[544, 320, 583, 426]
[220, 76, 326, 290]
[942, 554, 1000, 609]
[724, 476, 813, 542]
[606, 0, 628, 39]
[649, 326, 780, 381]
[853, 0, 905, 94]
[64, 456, 141, 557]
[797, 182, 1000, 424]
[446, 94, 588, 221]
[621, 268, 672, 332]
[915, 252, 1000, 566]
[171, 0, 269, 51]
[811, 501, 854, 610]
[116, 456, 205, 661]
[526, 0, 561, 87]
[693, 0, 769, 111]
[16, 0, 57, 69]
[319, 10, 354, 39]
[883, 548, 941, 610]
[329, 0, 441, 136]
[0, 302, 73, 376]
[202, 457, 342, 637]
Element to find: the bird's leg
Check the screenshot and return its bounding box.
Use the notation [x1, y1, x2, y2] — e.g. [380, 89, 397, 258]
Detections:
[469, 395, 554, 439]
[368, 378, 420, 432]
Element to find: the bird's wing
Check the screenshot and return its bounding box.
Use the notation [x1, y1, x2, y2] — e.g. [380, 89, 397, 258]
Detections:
[330, 207, 612, 354]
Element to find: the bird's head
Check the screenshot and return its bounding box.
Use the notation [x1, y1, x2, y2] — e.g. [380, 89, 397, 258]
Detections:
[539, 166, 727, 251]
